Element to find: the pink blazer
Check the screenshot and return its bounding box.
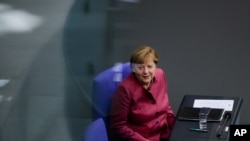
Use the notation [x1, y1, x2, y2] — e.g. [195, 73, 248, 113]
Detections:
[109, 68, 175, 141]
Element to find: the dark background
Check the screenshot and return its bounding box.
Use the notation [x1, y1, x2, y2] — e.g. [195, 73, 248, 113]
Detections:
[0, 0, 249, 141]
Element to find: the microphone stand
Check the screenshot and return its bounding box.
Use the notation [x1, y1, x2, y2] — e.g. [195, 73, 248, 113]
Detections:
[216, 112, 231, 137]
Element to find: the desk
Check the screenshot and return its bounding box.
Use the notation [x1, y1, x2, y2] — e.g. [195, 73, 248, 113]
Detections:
[169, 95, 243, 141]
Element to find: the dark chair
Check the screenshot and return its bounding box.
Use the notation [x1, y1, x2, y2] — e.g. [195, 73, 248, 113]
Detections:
[83, 118, 108, 141]
[83, 62, 131, 141]
[92, 62, 131, 120]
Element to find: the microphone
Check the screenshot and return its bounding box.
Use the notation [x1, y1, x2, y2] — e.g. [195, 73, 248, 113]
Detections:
[216, 111, 232, 137]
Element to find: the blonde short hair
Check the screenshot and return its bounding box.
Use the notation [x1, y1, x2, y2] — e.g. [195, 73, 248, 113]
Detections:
[130, 45, 159, 64]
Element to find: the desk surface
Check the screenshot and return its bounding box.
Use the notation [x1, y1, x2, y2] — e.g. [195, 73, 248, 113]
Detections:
[169, 94, 243, 141]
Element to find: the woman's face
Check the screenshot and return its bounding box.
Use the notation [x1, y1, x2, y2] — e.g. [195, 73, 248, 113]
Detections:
[132, 59, 156, 87]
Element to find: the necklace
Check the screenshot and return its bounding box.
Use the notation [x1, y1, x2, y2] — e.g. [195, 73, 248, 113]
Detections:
[144, 79, 153, 90]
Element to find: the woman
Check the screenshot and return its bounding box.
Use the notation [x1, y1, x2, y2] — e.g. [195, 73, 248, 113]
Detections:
[109, 45, 175, 141]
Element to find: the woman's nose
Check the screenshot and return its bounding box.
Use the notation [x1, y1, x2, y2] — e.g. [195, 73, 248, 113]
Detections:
[143, 67, 149, 73]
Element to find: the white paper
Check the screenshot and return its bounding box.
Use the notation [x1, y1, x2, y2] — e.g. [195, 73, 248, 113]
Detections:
[193, 99, 234, 111]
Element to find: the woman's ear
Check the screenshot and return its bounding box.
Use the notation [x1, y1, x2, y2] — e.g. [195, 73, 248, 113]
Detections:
[130, 63, 135, 72]
[132, 68, 135, 72]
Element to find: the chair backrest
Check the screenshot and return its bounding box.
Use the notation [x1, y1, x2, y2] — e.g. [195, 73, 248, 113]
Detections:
[92, 62, 131, 120]
[83, 118, 108, 141]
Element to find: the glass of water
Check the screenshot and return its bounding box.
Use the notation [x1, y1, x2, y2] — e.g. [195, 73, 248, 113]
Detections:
[199, 107, 210, 130]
